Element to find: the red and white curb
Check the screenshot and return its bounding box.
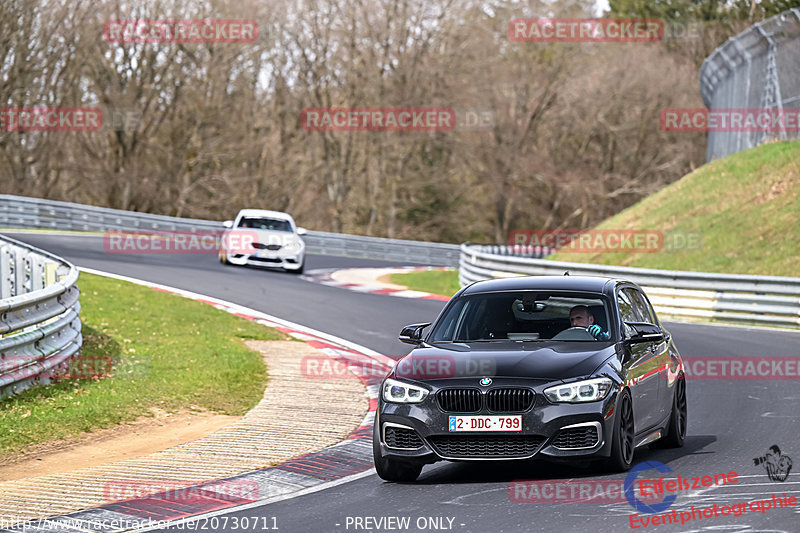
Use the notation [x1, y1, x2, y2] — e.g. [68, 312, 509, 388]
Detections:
[14, 267, 396, 533]
[302, 266, 451, 302]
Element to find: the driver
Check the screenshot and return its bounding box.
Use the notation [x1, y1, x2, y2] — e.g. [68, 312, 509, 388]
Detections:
[569, 305, 610, 340]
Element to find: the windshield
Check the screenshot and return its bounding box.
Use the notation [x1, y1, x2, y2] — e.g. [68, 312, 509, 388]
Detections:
[429, 291, 611, 342]
[237, 217, 292, 232]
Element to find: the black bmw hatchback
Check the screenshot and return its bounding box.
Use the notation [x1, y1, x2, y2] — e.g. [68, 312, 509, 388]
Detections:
[373, 276, 687, 482]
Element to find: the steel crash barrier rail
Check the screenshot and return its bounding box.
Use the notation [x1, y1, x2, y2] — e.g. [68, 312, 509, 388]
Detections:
[0, 195, 461, 267]
[460, 244, 800, 328]
[3, 195, 798, 329]
[0, 234, 82, 397]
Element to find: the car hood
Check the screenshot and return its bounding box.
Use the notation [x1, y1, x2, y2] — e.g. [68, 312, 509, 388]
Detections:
[392, 342, 616, 382]
[231, 228, 300, 246]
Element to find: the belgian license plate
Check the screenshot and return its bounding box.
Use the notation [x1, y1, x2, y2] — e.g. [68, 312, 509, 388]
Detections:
[448, 415, 522, 432]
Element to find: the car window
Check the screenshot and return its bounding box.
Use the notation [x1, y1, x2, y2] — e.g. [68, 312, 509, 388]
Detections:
[429, 291, 610, 342]
[617, 289, 640, 323]
[625, 287, 658, 325]
[238, 217, 292, 232]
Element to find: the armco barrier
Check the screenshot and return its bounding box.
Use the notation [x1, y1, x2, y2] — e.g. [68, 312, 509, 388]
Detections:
[0, 234, 82, 397]
[0, 195, 460, 267]
[460, 244, 800, 328]
[3, 195, 798, 328]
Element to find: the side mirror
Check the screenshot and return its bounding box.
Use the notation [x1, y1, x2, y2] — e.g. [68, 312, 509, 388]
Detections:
[624, 322, 664, 343]
[223, 220, 234, 228]
[296, 227, 308, 236]
[399, 322, 431, 345]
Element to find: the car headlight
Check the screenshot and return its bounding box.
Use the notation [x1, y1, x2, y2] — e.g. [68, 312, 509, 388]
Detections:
[544, 377, 613, 403]
[382, 378, 429, 403]
[284, 239, 302, 252]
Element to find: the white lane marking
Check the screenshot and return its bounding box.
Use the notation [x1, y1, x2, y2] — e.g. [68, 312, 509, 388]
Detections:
[441, 486, 518, 506]
[77, 266, 391, 363]
[390, 289, 436, 298]
[124, 469, 378, 532]
[76, 267, 385, 531]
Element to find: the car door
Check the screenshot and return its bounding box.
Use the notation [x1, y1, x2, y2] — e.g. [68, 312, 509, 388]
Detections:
[617, 287, 661, 433]
[628, 288, 672, 421]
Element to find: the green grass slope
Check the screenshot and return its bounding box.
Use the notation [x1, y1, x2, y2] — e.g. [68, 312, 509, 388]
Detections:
[550, 140, 800, 276]
[0, 272, 285, 456]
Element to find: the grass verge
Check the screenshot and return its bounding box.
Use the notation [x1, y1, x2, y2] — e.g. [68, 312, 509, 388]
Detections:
[0, 272, 286, 457]
[389, 269, 460, 298]
[549, 140, 800, 276]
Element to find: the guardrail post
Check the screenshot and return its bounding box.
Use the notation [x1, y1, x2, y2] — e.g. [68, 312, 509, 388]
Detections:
[30, 255, 45, 291]
[13, 246, 25, 298]
[45, 262, 57, 286]
[0, 245, 11, 299]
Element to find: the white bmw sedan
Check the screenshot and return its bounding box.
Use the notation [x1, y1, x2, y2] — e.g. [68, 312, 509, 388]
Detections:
[219, 209, 307, 273]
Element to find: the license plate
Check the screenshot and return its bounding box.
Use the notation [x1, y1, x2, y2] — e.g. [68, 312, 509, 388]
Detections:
[448, 415, 522, 432]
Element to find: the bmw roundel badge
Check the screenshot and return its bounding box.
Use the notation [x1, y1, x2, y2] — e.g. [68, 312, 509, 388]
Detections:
[479, 377, 492, 386]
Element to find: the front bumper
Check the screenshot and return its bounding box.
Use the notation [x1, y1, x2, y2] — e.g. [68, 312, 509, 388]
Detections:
[376, 379, 619, 463]
[226, 249, 304, 269]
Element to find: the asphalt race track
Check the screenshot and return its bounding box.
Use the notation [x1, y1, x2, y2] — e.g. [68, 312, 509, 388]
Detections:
[8, 232, 800, 533]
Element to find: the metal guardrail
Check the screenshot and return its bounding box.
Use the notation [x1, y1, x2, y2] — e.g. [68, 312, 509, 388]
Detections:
[4, 194, 798, 329]
[460, 244, 800, 328]
[700, 8, 800, 161]
[0, 195, 461, 267]
[0, 234, 82, 397]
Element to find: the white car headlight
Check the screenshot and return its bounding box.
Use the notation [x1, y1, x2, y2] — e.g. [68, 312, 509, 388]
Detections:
[544, 377, 613, 403]
[284, 239, 302, 252]
[382, 378, 429, 404]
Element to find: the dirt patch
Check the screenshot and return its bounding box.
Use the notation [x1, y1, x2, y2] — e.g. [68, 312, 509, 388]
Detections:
[0, 409, 238, 481]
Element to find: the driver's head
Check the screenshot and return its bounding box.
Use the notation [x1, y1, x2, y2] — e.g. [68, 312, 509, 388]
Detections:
[569, 305, 594, 328]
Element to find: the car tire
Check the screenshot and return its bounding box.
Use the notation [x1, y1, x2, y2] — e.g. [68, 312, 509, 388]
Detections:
[658, 377, 687, 448]
[373, 419, 423, 482]
[605, 390, 635, 472]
